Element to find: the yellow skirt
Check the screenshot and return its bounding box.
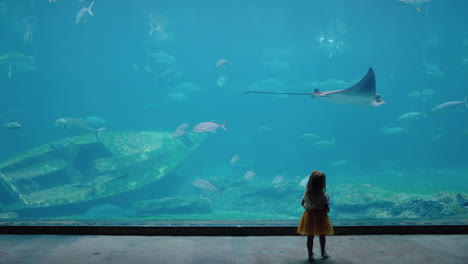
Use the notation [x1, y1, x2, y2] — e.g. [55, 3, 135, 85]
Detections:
[297, 210, 334, 236]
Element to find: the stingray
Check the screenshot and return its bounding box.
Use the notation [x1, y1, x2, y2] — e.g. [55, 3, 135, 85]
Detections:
[244, 68, 385, 107]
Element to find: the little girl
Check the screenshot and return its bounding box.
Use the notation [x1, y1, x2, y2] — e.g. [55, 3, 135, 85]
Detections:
[297, 170, 334, 262]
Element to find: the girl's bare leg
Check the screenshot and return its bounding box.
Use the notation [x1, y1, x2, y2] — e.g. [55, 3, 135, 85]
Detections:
[320, 235, 330, 259]
[307, 236, 314, 257]
[319, 235, 326, 252]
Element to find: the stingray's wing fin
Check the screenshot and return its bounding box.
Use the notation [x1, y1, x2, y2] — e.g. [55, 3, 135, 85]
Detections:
[340, 68, 376, 97]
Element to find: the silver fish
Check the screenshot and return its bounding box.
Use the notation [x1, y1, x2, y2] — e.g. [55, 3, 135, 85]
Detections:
[430, 97, 467, 115]
[330, 159, 351, 167]
[55, 117, 105, 141]
[192, 179, 225, 196]
[55, 117, 95, 131]
[172, 123, 190, 138]
[216, 75, 228, 87]
[193, 121, 227, 133]
[0, 52, 36, 78]
[396, 112, 426, 121]
[397, 0, 430, 12]
[380, 127, 408, 135]
[298, 133, 321, 142]
[312, 139, 335, 148]
[76, 1, 94, 24]
[3, 121, 23, 130]
[23, 16, 37, 45]
[7, 64, 12, 78]
[230, 154, 240, 166]
[272, 175, 284, 185]
[243, 170, 256, 181]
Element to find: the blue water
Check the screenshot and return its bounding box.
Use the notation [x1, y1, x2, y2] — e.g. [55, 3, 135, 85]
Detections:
[0, 0, 467, 221]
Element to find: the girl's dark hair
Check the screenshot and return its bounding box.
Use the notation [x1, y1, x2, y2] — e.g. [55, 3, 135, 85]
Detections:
[306, 170, 326, 201]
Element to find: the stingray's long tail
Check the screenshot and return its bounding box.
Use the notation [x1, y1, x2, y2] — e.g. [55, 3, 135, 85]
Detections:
[243, 91, 313, 95]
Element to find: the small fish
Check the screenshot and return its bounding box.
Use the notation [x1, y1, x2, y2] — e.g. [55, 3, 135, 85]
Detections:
[216, 75, 228, 87]
[298, 133, 321, 142]
[462, 57, 468, 66]
[172, 122, 190, 138]
[147, 13, 168, 41]
[192, 179, 225, 196]
[256, 126, 272, 133]
[312, 140, 335, 148]
[55, 117, 94, 131]
[24, 27, 32, 45]
[76, 1, 94, 24]
[456, 193, 468, 208]
[23, 16, 37, 45]
[0, 52, 36, 77]
[168, 92, 189, 101]
[380, 127, 408, 135]
[396, 112, 426, 121]
[407, 91, 421, 98]
[330, 159, 351, 167]
[430, 97, 467, 115]
[193, 121, 227, 133]
[3, 121, 23, 130]
[422, 89, 435, 97]
[244, 170, 256, 181]
[397, 0, 430, 12]
[7, 64, 12, 78]
[272, 175, 284, 186]
[55, 117, 105, 141]
[422, 63, 445, 79]
[148, 51, 176, 65]
[263, 61, 290, 72]
[173, 82, 200, 93]
[216, 59, 230, 69]
[230, 154, 240, 166]
[148, 14, 161, 36]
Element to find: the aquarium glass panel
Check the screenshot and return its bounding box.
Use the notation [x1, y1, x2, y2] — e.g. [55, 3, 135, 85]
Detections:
[0, 0, 467, 225]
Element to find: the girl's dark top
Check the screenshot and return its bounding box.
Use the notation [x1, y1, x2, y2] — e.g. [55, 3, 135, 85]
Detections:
[302, 190, 331, 211]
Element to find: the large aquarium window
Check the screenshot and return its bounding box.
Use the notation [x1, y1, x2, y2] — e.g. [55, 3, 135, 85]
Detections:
[0, 0, 467, 226]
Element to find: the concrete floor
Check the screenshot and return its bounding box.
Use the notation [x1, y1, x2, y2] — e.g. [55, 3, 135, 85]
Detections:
[0, 234, 466, 264]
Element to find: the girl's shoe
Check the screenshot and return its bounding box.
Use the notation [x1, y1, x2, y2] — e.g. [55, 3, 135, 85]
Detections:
[321, 251, 330, 259]
[308, 253, 314, 262]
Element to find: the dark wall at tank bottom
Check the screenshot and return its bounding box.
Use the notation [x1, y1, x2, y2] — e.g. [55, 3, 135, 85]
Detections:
[0, 219, 467, 235]
[0, 225, 466, 236]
